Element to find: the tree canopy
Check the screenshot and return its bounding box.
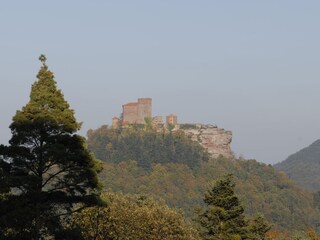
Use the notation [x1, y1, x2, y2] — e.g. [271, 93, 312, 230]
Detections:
[70, 191, 200, 240]
[98, 156, 320, 231]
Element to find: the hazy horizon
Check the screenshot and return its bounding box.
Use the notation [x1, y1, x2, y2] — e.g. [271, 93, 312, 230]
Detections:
[1, 1, 320, 164]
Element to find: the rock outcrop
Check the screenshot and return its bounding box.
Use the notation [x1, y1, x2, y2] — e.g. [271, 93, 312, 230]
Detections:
[180, 124, 234, 159]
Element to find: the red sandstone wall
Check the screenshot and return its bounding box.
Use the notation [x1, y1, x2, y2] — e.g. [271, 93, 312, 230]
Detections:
[122, 98, 152, 124]
[137, 98, 152, 124]
[123, 104, 138, 124]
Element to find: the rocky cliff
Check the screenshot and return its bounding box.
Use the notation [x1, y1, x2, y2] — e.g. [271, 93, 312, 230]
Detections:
[179, 124, 234, 159]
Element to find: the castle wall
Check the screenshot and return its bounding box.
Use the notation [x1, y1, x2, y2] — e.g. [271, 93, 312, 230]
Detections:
[112, 117, 120, 128]
[122, 103, 138, 124]
[122, 98, 152, 124]
[137, 98, 152, 124]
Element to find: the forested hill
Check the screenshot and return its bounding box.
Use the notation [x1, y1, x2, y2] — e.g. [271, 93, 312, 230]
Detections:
[87, 125, 209, 170]
[87, 125, 320, 231]
[274, 139, 320, 191]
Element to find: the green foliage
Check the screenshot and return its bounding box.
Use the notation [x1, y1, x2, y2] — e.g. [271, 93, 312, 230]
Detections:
[70, 191, 200, 240]
[274, 139, 320, 191]
[14, 55, 81, 132]
[0, 56, 101, 239]
[179, 123, 198, 129]
[196, 174, 249, 240]
[167, 123, 175, 132]
[98, 157, 320, 231]
[87, 125, 209, 170]
[144, 116, 153, 131]
[247, 215, 271, 240]
[99, 161, 200, 216]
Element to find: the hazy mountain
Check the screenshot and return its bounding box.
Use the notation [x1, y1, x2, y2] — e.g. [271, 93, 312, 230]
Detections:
[274, 139, 320, 191]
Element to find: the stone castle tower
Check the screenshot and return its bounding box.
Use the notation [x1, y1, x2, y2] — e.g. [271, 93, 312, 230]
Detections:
[137, 98, 152, 124]
[122, 98, 152, 124]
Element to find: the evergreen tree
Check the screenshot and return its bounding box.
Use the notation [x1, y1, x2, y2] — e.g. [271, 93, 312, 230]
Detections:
[197, 174, 271, 240]
[0, 55, 101, 239]
[197, 174, 249, 240]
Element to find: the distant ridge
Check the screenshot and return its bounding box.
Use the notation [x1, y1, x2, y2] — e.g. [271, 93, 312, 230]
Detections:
[274, 139, 320, 191]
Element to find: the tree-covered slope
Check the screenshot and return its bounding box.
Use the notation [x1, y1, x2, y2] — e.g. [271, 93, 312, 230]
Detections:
[274, 139, 320, 191]
[88, 125, 320, 231]
[99, 158, 320, 231]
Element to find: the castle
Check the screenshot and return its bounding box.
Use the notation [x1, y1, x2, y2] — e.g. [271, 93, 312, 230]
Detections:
[112, 98, 177, 128]
[112, 98, 234, 159]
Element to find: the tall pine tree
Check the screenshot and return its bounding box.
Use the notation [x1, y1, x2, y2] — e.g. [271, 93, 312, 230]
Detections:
[197, 174, 249, 240]
[0, 55, 101, 239]
[197, 174, 270, 240]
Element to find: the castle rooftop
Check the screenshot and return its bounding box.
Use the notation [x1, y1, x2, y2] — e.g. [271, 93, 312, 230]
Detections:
[123, 102, 138, 107]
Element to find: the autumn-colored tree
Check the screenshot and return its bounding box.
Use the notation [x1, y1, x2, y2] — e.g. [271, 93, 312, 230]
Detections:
[70, 191, 200, 240]
[265, 229, 320, 240]
[307, 228, 320, 240]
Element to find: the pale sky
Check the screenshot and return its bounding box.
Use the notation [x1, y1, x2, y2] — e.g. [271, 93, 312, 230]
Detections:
[1, 1, 320, 164]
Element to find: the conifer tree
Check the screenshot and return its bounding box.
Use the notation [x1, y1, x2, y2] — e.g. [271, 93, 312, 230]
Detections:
[197, 174, 249, 240]
[197, 174, 271, 240]
[0, 55, 101, 239]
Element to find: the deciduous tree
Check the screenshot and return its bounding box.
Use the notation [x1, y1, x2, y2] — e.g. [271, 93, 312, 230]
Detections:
[71, 191, 200, 240]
